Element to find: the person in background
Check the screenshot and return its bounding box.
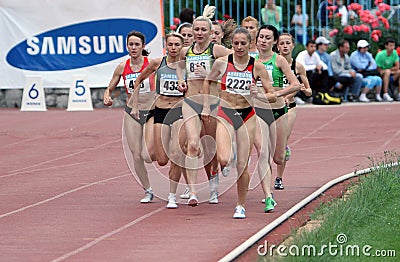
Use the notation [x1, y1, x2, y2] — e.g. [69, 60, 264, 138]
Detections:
[296, 40, 329, 101]
[335, 0, 349, 26]
[375, 38, 400, 101]
[291, 4, 308, 44]
[315, 36, 335, 94]
[261, 0, 282, 31]
[330, 39, 363, 102]
[211, 20, 237, 49]
[241, 16, 259, 58]
[179, 8, 195, 24]
[177, 23, 194, 48]
[176, 22, 195, 199]
[349, 39, 383, 102]
[317, 0, 333, 36]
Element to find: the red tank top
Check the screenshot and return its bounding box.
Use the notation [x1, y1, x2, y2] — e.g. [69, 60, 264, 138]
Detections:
[122, 57, 154, 94]
[221, 54, 256, 96]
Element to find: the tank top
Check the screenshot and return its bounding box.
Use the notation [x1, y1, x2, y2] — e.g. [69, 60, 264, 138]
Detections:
[122, 57, 152, 94]
[185, 42, 215, 80]
[221, 54, 256, 96]
[155, 57, 184, 97]
[255, 53, 284, 88]
[282, 58, 300, 89]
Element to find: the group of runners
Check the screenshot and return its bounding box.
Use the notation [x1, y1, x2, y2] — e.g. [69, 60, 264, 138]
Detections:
[103, 5, 311, 219]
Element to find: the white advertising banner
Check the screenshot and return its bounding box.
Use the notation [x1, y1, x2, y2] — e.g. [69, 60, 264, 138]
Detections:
[0, 0, 164, 89]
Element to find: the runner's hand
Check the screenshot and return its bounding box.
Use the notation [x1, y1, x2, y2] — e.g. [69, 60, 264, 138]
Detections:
[103, 95, 113, 106]
[178, 80, 187, 92]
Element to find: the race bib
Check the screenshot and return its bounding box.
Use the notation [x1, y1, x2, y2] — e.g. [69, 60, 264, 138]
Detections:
[225, 71, 252, 96]
[159, 73, 183, 96]
[186, 55, 211, 79]
[125, 73, 150, 94]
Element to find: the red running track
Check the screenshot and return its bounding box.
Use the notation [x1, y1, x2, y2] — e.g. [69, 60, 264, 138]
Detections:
[0, 103, 399, 261]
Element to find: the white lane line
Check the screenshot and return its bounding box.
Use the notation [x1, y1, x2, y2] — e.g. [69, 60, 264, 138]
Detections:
[0, 173, 130, 219]
[51, 207, 165, 262]
[290, 112, 346, 146]
[7, 139, 120, 174]
[0, 162, 82, 179]
[379, 130, 400, 150]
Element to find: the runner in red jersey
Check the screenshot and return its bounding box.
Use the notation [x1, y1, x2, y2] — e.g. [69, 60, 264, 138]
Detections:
[202, 27, 277, 218]
[103, 30, 156, 204]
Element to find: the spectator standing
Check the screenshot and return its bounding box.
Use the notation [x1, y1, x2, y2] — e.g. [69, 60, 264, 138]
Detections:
[179, 8, 195, 24]
[349, 39, 383, 102]
[330, 40, 363, 101]
[317, 0, 333, 36]
[296, 40, 330, 101]
[261, 0, 282, 31]
[291, 4, 308, 44]
[375, 38, 400, 101]
[335, 0, 349, 26]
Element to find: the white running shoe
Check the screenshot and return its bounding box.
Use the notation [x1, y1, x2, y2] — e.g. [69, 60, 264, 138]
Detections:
[233, 205, 246, 219]
[222, 166, 230, 177]
[383, 93, 394, 102]
[167, 193, 178, 209]
[358, 94, 370, 102]
[140, 189, 153, 203]
[188, 194, 198, 207]
[180, 187, 190, 199]
[375, 94, 383, 102]
[209, 191, 219, 204]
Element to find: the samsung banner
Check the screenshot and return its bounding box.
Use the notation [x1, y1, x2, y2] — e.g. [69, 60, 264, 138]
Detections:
[0, 0, 164, 89]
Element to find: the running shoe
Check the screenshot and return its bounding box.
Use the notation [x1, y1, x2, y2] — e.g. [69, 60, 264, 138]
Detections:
[222, 166, 230, 177]
[264, 197, 277, 212]
[180, 186, 190, 199]
[285, 146, 291, 161]
[188, 194, 198, 207]
[140, 189, 153, 203]
[209, 191, 218, 204]
[261, 193, 274, 203]
[233, 205, 246, 219]
[167, 194, 178, 209]
[274, 177, 284, 190]
[209, 173, 219, 204]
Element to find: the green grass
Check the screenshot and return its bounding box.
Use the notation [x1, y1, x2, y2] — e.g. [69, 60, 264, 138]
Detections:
[258, 152, 400, 261]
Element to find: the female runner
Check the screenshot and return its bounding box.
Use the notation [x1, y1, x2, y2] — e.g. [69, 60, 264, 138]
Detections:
[254, 25, 300, 212]
[202, 27, 277, 218]
[177, 22, 195, 48]
[275, 33, 312, 191]
[177, 5, 231, 206]
[129, 33, 188, 209]
[103, 30, 155, 203]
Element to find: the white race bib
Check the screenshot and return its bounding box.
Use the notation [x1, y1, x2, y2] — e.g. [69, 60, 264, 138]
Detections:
[225, 71, 252, 96]
[186, 55, 211, 79]
[159, 74, 183, 96]
[125, 73, 150, 94]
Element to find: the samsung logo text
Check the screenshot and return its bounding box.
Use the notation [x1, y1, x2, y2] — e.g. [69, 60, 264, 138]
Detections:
[6, 18, 157, 71]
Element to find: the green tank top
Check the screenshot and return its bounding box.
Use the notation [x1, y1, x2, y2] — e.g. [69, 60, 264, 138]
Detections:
[255, 53, 284, 88]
